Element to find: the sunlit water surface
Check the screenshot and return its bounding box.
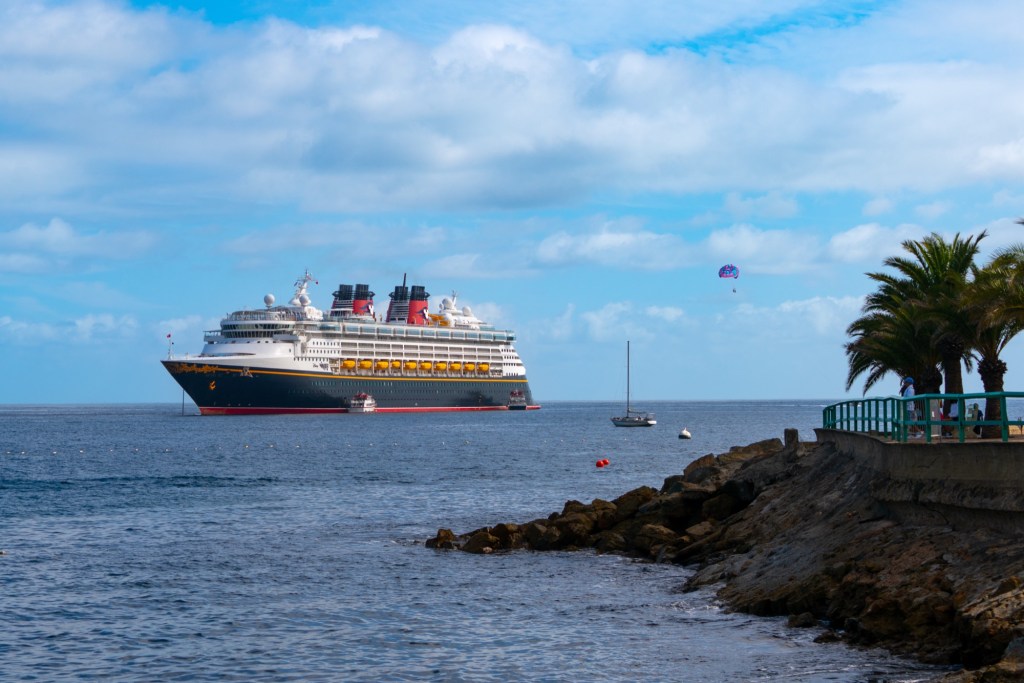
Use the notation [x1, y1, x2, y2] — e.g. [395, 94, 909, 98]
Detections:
[1, 402, 952, 681]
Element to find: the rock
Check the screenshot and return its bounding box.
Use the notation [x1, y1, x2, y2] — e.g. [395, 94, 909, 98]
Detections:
[554, 512, 596, 548]
[532, 524, 563, 551]
[632, 523, 680, 554]
[425, 528, 457, 549]
[685, 521, 715, 539]
[638, 489, 710, 528]
[994, 576, 1021, 596]
[814, 630, 842, 643]
[610, 486, 658, 523]
[594, 530, 629, 553]
[491, 522, 523, 549]
[523, 521, 549, 548]
[726, 437, 783, 459]
[681, 454, 719, 486]
[561, 499, 586, 516]
[940, 639, 1024, 681]
[701, 493, 742, 520]
[589, 499, 618, 531]
[661, 474, 688, 493]
[462, 530, 500, 554]
[788, 612, 818, 628]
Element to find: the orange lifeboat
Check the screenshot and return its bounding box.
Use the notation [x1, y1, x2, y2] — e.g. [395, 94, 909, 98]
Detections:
[375, 360, 389, 371]
[434, 362, 448, 372]
[477, 363, 490, 373]
[404, 360, 418, 371]
[342, 359, 356, 369]
[450, 362, 462, 372]
[464, 363, 476, 372]
[390, 360, 402, 370]
[419, 361, 433, 371]
[359, 359, 373, 370]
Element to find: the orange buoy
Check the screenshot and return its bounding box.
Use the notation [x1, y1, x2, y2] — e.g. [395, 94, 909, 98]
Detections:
[596, 460, 605, 468]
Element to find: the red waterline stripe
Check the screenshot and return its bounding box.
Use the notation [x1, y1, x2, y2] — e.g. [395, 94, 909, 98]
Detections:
[198, 405, 541, 415]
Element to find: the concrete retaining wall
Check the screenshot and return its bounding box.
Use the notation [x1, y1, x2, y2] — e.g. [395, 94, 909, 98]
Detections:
[815, 428, 1024, 532]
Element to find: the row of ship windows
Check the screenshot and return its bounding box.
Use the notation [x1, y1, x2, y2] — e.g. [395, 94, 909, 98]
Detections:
[306, 381, 483, 390]
[218, 333, 278, 339]
[212, 336, 506, 356]
[222, 325, 514, 342]
[304, 340, 504, 352]
[324, 326, 512, 342]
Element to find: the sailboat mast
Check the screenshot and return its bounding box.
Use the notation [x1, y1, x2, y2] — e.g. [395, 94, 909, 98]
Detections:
[626, 341, 631, 413]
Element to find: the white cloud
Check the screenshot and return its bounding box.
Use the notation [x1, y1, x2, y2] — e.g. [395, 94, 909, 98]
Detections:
[0, 252, 47, 273]
[826, 222, 926, 264]
[705, 224, 820, 274]
[777, 296, 864, 336]
[536, 221, 689, 270]
[0, 312, 138, 344]
[433, 24, 551, 72]
[223, 222, 366, 254]
[724, 192, 799, 219]
[0, 218, 158, 264]
[991, 189, 1024, 208]
[158, 315, 205, 338]
[518, 302, 577, 343]
[644, 305, 685, 322]
[0, 315, 57, 343]
[580, 301, 655, 342]
[420, 253, 535, 280]
[973, 137, 1024, 177]
[74, 314, 138, 341]
[0, 146, 81, 200]
[975, 217, 1024, 254]
[577, 300, 689, 342]
[1, 1, 1024, 214]
[715, 295, 863, 343]
[915, 201, 952, 220]
[862, 197, 894, 216]
[545, 303, 576, 341]
[460, 300, 506, 328]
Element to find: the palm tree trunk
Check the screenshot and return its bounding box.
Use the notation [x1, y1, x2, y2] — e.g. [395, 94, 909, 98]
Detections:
[939, 341, 965, 414]
[920, 366, 943, 396]
[978, 356, 1007, 439]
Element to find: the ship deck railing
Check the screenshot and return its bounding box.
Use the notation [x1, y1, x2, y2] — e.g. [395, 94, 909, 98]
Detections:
[822, 391, 1024, 443]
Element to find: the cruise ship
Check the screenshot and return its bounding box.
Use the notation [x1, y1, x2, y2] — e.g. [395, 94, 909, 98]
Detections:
[161, 271, 538, 415]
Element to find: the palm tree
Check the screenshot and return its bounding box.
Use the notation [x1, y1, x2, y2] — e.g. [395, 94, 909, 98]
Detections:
[965, 241, 1024, 435]
[845, 303, 941, 395]
[871, 232, 986, 402]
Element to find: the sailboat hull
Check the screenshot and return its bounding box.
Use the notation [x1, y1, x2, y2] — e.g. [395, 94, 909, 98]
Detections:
[610, 415, 656, 427]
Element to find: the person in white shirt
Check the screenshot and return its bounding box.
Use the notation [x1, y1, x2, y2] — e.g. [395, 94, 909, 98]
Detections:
[899, 377, 920, 436]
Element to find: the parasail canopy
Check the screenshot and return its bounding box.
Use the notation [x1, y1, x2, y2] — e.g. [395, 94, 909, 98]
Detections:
[718, 264, 739, 279]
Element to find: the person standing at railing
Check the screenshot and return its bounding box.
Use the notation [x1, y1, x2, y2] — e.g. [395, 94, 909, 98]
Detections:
[900, 377, 921, 437]
[942, 400, 959, 438]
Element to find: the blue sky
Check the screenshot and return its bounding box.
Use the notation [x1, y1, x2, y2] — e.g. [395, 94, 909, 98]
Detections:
[2, 0, 1024, 404]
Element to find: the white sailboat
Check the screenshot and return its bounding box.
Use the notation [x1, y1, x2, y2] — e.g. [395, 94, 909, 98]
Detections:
[610, 341, 656, 427]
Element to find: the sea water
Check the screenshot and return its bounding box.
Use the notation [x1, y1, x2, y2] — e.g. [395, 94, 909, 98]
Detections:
[1, 402, 949, 681]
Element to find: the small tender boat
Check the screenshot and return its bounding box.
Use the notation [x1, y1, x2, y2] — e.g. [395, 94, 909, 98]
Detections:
[348, 392, 377, 413]
[611, 341, 655, 427]
[507, 389, 528, 410]
[678, 428, 691, 439]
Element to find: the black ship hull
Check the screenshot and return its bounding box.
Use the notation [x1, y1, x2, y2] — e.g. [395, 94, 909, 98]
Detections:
[162, 360, 537, 415]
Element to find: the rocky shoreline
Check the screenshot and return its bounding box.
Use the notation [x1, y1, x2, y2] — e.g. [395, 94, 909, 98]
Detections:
[425, 430, 1024, 682]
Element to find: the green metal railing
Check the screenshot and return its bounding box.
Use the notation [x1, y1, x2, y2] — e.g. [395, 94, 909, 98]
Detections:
[823, 391, 1024, 443]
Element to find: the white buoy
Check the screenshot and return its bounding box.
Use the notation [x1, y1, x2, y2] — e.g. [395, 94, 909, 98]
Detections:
[678, 428, 692, 439]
